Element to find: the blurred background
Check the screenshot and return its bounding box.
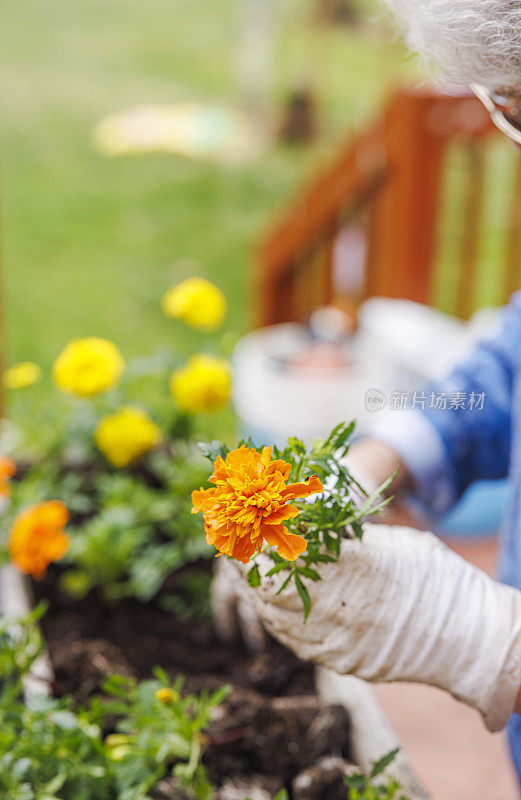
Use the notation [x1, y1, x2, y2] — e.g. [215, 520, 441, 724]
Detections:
[1, 0, 412, 375]
[2, 1, 521, 797]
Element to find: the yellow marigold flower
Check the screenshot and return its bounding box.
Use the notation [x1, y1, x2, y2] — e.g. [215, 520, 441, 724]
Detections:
[170, 354, 231, 414]
[95, 406, 162, 467]
[3, 362, 42, 389]
[8, 500, 70, 579]
[0, 457, 16, 497]
[155, 687, 179, 706]
[162, 277, 226, 331]
[53, 337, 124, 398]
[192, 445, 323, 564]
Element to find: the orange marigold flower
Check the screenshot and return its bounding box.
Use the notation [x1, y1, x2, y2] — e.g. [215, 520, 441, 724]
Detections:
[191, 445, 323, 564]
[8, 500, 70, 579]
[0, 457, 16, 497]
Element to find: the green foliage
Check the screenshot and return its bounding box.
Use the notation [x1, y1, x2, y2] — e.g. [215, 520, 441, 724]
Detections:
[1, 439, 210, 603]
[198, 440, 230, 464]
[64, 449, 209, 602]
[246, 562, 261, 588]
[236, 422, 393, 619]
[0, 605, 44, 698]
[345, 749, 410, 800]
[0, 613, 230, 800]
[97, 672, 230, 800]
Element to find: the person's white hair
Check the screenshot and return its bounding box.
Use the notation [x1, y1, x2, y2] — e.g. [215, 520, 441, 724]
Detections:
[384, 0, 521, 90]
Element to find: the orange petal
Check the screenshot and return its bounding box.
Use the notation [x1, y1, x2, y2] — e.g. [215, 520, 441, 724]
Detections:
[262, 523, 307, 561]
[224, 446, 254, 471]
[281, 475, 323, 501]
[268, 460, 292, 481]
[231, 535, 258, 564]
[210, 529, 236, 556]
[205, 520, 231, 547]
[261, 446, 273, 466]
[263, 504, 299, 525]
[191, 487, 217, 513]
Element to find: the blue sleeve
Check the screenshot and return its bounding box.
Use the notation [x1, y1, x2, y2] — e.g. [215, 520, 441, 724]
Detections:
[370, 292, 521, 517]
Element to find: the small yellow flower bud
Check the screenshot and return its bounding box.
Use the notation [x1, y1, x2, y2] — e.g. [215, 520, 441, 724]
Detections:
[155, 687, 179, 706]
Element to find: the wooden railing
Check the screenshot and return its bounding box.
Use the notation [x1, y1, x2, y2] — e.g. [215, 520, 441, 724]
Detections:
[257, 86, 521, 326]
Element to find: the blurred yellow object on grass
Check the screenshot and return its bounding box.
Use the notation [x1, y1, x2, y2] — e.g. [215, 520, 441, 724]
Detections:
[92, 104, 263, 164]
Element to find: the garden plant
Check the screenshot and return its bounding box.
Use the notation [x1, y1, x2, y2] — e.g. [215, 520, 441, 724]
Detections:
[0, 608, 229, 800]
[1, 277, 232, 610]
[193, 423, 391, 618]
[0, 611, 408, 800]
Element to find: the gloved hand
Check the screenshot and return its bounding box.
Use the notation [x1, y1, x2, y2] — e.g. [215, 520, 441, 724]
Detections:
[212, 555, 266, 650]
[235, 523, 521, 732]
[211, 447, 384, 649]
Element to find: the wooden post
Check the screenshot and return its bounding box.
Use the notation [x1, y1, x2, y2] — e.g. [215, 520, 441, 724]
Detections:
[365, 90, 449, 305]
[321, 228, 336, 306]
[257, 118, 386, 327]
[255, 86, 496, 329]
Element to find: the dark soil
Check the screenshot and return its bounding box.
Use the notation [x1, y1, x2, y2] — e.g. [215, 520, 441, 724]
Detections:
[204, 692, 351, 785]
[33, 562, 353, 798]
[33, 561, 315, 702]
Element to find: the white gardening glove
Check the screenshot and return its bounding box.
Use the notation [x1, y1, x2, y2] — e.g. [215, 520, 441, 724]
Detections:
[212, 556, 266, 650]
[236, 523, 521, 732]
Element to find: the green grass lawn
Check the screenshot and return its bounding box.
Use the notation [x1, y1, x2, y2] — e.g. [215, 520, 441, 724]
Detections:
[0, 0, 413, 385]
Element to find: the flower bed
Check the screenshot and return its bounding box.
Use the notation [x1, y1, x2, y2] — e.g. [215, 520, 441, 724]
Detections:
[30, 558, 359, 799]
[4, 447, 411, 799]
[0, 277, 416, 799]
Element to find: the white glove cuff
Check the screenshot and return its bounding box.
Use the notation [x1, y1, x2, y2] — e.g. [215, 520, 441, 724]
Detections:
[479, 595, 521, 731]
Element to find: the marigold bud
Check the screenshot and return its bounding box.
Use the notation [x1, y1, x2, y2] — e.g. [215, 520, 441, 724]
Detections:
[155, 687, 179, 705]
